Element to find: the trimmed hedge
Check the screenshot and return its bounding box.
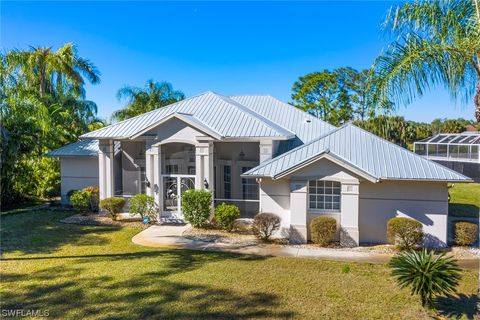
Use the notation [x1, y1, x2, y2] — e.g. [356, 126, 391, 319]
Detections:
[310, 216, 337, 246]
[181, 189, 212, 227]
[100, 197, 126, 220]
[214, 203, 240, 232]
[454, 221, 478, 246]
[387, 217, 423, 250]
[69, 186, 99, 213]
[252, 213, 281, 241]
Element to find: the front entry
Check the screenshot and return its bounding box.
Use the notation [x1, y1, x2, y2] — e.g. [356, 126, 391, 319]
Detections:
[162, 175, 195, 219]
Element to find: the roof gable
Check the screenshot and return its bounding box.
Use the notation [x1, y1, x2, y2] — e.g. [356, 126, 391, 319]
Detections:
[81, 92, 295, 140]
[244, 123, 471, 182]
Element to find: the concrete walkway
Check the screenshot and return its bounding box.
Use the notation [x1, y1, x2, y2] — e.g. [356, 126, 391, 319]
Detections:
[132, 225, 479, 269]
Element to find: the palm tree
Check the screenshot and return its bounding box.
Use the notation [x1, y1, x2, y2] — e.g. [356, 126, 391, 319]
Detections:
[112, 80, 185, 121]
[375, 0, 480, 121]
[389, 249, 461, 308]
[5, 43, 100, 98]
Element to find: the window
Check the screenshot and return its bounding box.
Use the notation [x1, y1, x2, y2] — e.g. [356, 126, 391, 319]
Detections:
[309, 180, 341, 211]
[223, 165, 231, 199]
[242, 167, 259, 200]
[165, 164, 179, 174]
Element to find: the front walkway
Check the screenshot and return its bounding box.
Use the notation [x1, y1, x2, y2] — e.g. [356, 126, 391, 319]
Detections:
[132, 225, 479, 269]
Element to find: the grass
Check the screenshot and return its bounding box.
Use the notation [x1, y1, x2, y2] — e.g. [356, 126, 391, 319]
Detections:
[449, 183, 480, 218]
[0, 210, 477, 319]
[1, 199, 46, 215]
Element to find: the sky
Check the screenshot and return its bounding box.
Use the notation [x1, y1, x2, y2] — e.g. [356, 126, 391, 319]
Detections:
[1, 1, 475, 122]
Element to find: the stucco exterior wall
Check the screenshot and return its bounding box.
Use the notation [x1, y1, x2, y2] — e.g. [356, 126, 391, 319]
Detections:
[259, 178, 290, 235]
[359, 181, 449, 247]
[60, 157, 99, 203]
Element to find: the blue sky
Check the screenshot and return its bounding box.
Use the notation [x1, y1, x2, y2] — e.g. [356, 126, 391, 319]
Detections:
[2, 1, 475, 122]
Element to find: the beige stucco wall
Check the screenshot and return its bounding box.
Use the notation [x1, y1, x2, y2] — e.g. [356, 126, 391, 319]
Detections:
[359, 180, 449, 247]
[259, 157, 449, 247]
[60, 157, 99, 203]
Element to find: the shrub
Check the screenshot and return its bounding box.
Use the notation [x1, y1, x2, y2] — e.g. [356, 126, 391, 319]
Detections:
[214, 203, 240, 232]
[70, 190, 92, 213]
[252, 213, 281, 241]
[454, 221, 478, 246]
[66, 189, 77, 201]
[181, 189, 212, 227]
[387, 217, 423, 250]
[129, 194, 157, 223]
[389, 249, 460, 308]
[100, 197, 126, 220]
[83, 186, 99, 211]
[310, 216, 337, 246]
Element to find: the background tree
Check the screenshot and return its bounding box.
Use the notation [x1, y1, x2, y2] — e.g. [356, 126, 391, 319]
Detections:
[292, 68, 392, 125]
[112, 80, 185, 121]
[374, 0, 480, 121]
[1, 43, 102, 206]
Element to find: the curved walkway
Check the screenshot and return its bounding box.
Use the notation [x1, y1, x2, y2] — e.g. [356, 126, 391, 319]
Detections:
[132, 225, 479, 269]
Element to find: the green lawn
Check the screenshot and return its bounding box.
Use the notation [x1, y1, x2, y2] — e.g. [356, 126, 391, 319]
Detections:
[0, 210, 477, 319]
[449, 183, 480, 218]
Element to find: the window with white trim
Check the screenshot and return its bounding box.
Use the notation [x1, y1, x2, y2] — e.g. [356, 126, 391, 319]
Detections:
[308, 180, 341, 210]
[241, 167, 259, 200]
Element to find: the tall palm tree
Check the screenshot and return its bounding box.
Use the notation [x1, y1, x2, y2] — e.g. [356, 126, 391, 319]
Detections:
[112, 80, 185, 121]
[375, 0, 480, 121]
[5, 43, 100, 98]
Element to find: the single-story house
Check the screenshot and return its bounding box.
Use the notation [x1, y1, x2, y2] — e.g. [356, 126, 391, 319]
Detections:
[47, 91, 472, 247]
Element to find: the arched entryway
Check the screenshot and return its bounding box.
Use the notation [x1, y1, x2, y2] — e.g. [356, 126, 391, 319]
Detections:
[160, 142, 196, 218]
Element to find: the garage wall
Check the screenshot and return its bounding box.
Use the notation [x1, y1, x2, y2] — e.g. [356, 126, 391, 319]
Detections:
[359, 181, 449, 247]
[60, 157, 99, 204]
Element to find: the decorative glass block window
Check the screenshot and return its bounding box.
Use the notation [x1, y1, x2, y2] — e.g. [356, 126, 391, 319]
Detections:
[242, 167, 259, 200]
[223, 165, 231, 199]
[308, 180, 341, 211]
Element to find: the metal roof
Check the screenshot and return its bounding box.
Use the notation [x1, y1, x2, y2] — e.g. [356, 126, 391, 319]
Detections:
[45, 140, 99, 157]
[81, 92, 295, 140]
[243, 123, 471, 182]
[230, 95, 335, 144]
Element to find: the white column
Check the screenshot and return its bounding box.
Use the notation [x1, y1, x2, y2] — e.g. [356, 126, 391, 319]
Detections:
[145, 149, 155, 197]
[289, 180, 308, 244]
[98, 140, 114, 200]
[152, 144, 162, 208]
[194, 141, 214, 191]
[259, 140, 274, 163]
[340, 181, 360, 247]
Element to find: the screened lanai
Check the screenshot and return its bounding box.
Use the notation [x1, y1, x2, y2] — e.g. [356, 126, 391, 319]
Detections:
[414, 133, 480, 162]
[413, 133, 480, 181]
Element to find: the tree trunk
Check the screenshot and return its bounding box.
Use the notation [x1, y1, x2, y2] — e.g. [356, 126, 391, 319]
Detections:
[475, 81, 480, 122]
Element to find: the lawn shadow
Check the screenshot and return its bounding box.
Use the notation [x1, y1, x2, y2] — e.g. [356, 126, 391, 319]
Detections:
[0, 210, 121, 255]
[1, 250, 293, 319]
[435, 293, 478, 319]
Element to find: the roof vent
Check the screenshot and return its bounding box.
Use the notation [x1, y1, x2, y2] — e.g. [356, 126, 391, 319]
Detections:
[305, 119, 311, 123]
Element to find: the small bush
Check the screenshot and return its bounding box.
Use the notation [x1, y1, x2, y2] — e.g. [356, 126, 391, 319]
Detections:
[310, 216, 337, 246]
[454, 221, 478, 246]
[83, 186, 99, 211]
[181, 189, 212, 227]
[252, 213, 281, 241]
[66, 189, 77, 201]
[129, 194, 158, 223]
[341, 265, 350, 273]
[70, 190, 92, 213]
[100, 197, 126, 220]
[214, 203, 240, 232]
[387, 217, 423, 250]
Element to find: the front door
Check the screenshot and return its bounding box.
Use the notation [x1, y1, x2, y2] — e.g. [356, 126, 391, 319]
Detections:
[162, 175, 195, 219]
